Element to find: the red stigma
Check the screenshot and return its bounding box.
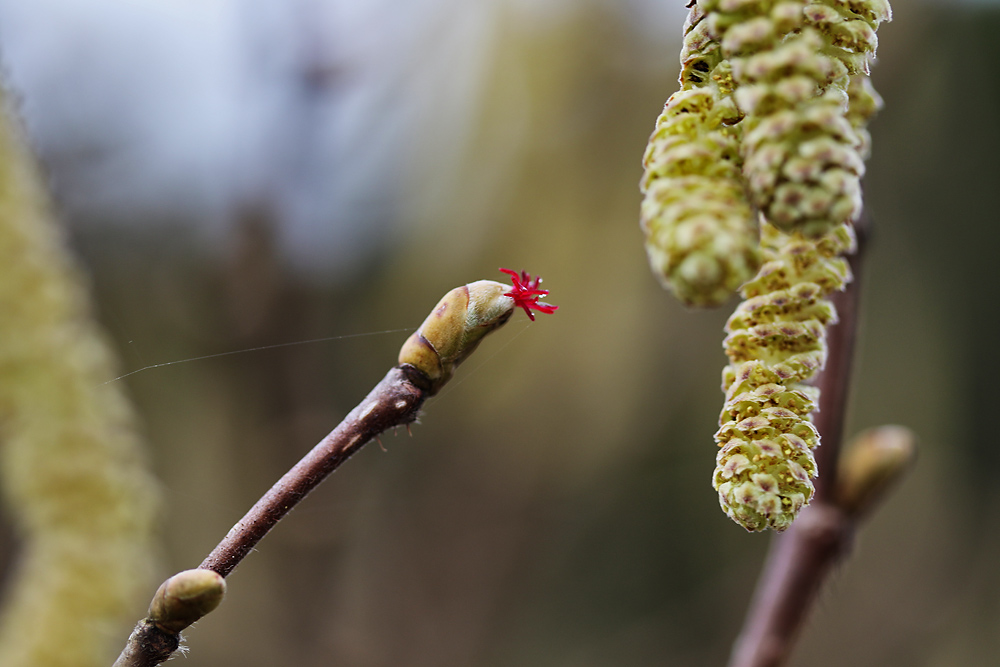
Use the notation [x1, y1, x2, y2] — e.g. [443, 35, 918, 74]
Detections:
[499, 268, 559, 321]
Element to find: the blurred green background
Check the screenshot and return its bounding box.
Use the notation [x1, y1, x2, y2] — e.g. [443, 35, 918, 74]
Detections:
[2, 0, 999, 664]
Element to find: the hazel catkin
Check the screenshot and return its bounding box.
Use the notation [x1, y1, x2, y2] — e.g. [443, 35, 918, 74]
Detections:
[640, 5, 761, 307]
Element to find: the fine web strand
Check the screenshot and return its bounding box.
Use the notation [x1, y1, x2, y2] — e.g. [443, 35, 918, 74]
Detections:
[100, 327, 415, 385]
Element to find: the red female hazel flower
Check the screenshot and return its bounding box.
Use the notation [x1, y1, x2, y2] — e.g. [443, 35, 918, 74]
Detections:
[500, 268, 559, 321]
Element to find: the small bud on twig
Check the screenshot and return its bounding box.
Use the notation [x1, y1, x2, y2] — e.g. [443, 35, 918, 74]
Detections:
[398, 269, 557, 394]
[834, 425, 916, 518]
[148, 569, 226, 634]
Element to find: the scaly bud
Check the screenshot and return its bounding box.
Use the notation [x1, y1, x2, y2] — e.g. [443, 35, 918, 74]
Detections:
[398, 269, 557, 394]
[148, 569, 226, 634]
[835, 425, 916, 518]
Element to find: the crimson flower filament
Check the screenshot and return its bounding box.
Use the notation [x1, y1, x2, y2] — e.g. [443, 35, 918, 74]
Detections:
[499, 268, 558, 321]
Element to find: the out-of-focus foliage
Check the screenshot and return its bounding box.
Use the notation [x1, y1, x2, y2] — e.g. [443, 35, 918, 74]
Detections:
[0, 1, 998, 665]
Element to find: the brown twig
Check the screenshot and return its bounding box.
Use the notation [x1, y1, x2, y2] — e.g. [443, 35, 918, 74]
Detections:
[727, 423, 916, 667]
[200, 365, 428, 576]
[811, 222, 866, 502]
[113, 364, 430, 667]
[112, 270, 557, 667]
[112, 621, 180, 667]
[728, 221, 873, 667]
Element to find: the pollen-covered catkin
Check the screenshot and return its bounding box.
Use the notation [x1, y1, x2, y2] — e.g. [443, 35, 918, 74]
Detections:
[713, 222, 855, 531]
[640, 5, 760, 307]
[701, 0, 891, 237]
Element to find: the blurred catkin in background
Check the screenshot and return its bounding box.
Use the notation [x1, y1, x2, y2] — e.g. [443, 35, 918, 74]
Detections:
[0, 87, 157, 667]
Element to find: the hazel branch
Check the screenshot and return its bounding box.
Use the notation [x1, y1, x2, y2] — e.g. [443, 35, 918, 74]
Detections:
[811, 229, 865, 501]
[200, 364, 428, 576]
[113, 367, 428, 667]
[112, 270, 557, 667]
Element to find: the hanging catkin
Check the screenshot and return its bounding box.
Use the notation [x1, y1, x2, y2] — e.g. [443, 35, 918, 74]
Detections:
[705, 0, 889, 531]
[638, 1, 889, 530]
[713, 222, 854, 531]
[0, 87, 157, 666]
[640, 4, 760, 307]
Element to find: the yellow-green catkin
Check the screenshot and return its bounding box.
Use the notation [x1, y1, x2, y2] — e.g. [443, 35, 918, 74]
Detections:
[0, 89, 158, 666]
[640, 4, 761, 307]
[713, 221, 854, 531]
[702, 0, 891, 237]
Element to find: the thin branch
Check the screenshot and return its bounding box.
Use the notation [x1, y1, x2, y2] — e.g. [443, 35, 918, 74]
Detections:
[728, 221, 870, 667]
[201, 365, 428, 576]
[112, 621, 179, 667]
[728, 501, 854, 667]
[113, 364, 430, 667]
[112, 270, 557, 667]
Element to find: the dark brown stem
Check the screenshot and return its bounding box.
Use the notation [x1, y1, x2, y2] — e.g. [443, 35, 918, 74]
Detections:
[728, 222, 868, 667]
[112, 621, 180, 667]
[113, 364, 429, 666]
[728, 503, 855, 667]
[201, 365, 428, 576]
